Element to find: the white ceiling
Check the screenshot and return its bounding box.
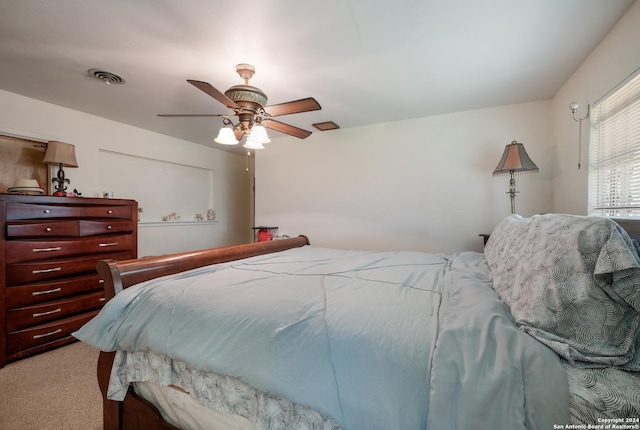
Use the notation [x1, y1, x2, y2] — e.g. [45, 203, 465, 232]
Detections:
[0, 0, 635, 153]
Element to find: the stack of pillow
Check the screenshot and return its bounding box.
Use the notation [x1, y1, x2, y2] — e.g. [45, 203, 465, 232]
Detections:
[484, 213, 640, 369]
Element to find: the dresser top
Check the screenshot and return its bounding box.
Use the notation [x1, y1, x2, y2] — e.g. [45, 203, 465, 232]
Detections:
[0, 194, 136, 206]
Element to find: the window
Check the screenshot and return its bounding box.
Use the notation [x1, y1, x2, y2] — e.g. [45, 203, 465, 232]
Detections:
[589, 69, 640, 217]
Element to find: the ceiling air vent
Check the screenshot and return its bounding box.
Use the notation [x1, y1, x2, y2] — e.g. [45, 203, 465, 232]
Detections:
[88, 69, 126, 85]
[312, 121, 339, 131]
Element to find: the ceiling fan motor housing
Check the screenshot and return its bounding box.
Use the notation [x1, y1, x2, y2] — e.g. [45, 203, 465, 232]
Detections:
[225, 85, 268, 111]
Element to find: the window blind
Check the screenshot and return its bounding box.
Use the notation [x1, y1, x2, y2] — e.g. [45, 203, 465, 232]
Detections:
[589, 70, 640, 217]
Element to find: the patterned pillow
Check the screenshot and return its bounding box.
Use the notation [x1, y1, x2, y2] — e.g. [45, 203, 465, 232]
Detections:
[632, 239, 640, 257]
[484, 214, 640, 369]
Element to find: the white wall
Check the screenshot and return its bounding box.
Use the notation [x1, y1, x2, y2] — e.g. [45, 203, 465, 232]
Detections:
[0, 89, 252, 256]
[256, 100, 552, 253]
[256, 1, 640, 254]
[551, 0, 640, 214]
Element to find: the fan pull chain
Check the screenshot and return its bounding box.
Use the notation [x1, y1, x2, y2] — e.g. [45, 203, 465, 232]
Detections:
[570, 102, 590, 170]
[578, 118, 582, 170]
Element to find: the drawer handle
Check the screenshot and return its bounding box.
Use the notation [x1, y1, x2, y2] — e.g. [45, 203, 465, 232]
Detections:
[99, 297, 106, 302]
[107, 210, 113, 214]
[106, 225, 112, 230]
[32, 246, 62, 253]
[99, 242, 118, 247]
[32, 288, 62, 296]
[45, 227, 52, 232]
[33, 329, 62, 340]
[33, 308, 62, 318]
[44, 209, 50, 214]
[32, 267, 62, 274]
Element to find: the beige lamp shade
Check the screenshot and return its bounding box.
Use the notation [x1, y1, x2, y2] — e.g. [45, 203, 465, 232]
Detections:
[492, 141, 538, 175]
[43, 141, 79, 167]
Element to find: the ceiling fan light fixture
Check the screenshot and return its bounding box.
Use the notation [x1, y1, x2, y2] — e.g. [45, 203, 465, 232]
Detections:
[214, 127, 239, 145]
[243, 137, 265, 150]
[249, 125, 271, 144]
[244, 125, 269, 150]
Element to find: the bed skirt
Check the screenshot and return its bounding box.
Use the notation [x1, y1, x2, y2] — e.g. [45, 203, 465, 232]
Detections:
[110, 350, 343, 430]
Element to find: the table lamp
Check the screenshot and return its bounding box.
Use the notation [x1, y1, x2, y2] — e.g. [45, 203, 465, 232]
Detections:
[43, 141, 79, 196]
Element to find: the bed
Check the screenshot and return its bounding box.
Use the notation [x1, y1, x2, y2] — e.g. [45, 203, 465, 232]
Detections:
[73, 214, 640, 430]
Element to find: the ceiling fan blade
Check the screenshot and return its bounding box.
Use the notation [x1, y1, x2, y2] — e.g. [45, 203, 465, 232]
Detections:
[157, 113, 227, 117]
[265, 97, 321, 117]
[264, 119, 312, 139]
[187, 79, 239, 109]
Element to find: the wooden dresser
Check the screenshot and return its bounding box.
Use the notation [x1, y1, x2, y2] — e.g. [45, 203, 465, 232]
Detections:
[0, 194, 138, 368]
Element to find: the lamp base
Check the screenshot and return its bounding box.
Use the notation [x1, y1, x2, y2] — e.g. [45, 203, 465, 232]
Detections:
[507, 171, 518, 214]
[51, 163, 70, 196]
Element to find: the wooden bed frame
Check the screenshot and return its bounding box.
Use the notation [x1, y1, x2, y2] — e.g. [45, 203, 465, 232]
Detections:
[92, 219, 640, 430]
[95, 235, 310, 430]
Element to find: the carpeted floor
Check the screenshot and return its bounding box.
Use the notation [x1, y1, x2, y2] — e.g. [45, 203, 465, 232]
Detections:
[0, 341, 102, 430]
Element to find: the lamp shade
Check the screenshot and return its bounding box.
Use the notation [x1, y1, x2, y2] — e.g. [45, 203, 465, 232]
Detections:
[492, 141, 538, 176]
[214, 127, 239, 145]
[249, 125, 270, 144]
[43, 141, 79, 167]
[243, 138, 265, 150]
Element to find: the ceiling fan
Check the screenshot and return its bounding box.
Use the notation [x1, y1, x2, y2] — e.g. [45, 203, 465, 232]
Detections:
[158, 64, 321, 148]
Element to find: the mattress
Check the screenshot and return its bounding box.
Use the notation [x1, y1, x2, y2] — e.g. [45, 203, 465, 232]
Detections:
[133, 382, 255, 430]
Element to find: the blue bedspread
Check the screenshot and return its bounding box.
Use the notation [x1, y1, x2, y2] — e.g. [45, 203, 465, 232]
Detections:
[74, 246, 569, 430]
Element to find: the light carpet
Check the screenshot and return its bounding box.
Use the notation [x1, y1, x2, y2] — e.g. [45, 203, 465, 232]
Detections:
[0, 341, 102, 430]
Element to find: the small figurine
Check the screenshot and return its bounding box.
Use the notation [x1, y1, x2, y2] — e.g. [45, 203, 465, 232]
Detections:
[163, 212, 181, 221]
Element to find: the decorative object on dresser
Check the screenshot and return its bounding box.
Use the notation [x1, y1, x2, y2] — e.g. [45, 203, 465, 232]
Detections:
[7, 178, 45, 196]
[0, 194, 138, 368]
[42, 141, 79, 197]
[492, 140, 539, 214]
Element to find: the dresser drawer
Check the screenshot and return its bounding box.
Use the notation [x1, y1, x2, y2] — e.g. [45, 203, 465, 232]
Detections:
[6, 220, 80, 238]
[7, 310, 99, 356]
[83, 205, 132, 219]
[7, 291, 105, 331]
[6, 219, 135, 238]
[79, 219, 134, 236]
[7, 234, 135, 263]
[5, 202, 82, 220]
[6, 273, 104, 308]
[6, 251, 132, 285]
